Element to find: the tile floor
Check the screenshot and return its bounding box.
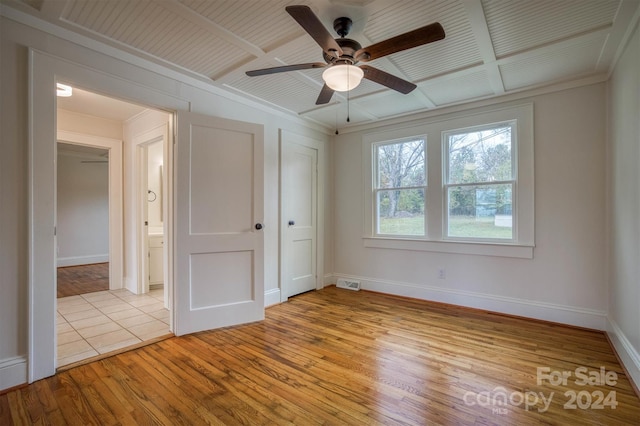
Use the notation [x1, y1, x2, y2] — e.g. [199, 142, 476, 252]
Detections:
[57, 288, 171, 367]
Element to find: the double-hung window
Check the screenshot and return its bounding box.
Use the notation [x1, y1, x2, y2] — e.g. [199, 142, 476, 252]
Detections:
[444, 123, 515, 241]
[363, 103, 534, 258]
[374, 138, 426, 236]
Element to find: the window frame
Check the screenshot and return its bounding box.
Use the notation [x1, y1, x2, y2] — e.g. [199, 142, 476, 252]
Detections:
[362, 103, 534, 259]
[373, 137, 427, 238]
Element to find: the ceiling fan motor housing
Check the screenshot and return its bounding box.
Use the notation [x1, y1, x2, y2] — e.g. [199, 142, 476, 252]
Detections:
[323, 38, 362, 64]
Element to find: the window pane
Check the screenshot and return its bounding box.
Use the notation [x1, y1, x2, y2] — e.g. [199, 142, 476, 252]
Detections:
[377, 188, 425, 235]
[448, 126, 512, 184]
[447, 184, 513, 239]
[377, 140, 425, 189]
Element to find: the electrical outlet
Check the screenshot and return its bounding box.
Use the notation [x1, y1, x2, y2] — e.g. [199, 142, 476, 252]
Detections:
[438, 268, 446, 279]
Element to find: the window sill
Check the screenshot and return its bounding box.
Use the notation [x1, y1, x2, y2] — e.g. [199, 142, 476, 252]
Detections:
[363, 237, 534, 259]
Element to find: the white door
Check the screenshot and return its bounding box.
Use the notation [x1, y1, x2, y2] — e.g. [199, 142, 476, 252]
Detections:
[174, 111, 264, 335]
[282, 142, 317, 299]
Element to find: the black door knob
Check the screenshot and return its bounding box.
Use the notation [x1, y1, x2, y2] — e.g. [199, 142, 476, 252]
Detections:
[255, 223, 263, 230]
[288, 220, 295, 226]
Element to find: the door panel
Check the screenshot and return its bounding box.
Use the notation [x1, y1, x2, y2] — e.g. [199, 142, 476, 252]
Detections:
[175, 111, 264, 335]
[282, 142, 317, 298]
[189, 128, 254, 234]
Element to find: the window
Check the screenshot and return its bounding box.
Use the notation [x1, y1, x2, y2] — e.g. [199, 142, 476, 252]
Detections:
[363, 103, 534, 258]
[444, 123, 515, 241]
[374, 139, 426, 236]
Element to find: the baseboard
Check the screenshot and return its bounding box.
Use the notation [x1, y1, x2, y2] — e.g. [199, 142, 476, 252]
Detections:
[606, 317, 640, 393]
[265, 288, 281, 307]
[330, 274, 607, 330]
[0, 356, 27, 392]
[323, 274, 335, 287]
[57, 254, 109, 267]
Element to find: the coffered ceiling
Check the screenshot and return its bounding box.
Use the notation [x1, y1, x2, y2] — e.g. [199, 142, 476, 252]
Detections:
[4, 0, 639, 130]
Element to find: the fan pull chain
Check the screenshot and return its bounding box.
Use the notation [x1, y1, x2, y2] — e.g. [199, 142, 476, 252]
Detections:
[346, 65, 351, 123]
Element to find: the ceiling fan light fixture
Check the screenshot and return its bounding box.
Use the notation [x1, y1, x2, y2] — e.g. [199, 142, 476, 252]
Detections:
[322, 64, 363, 92]
[56, 83, 73, 97]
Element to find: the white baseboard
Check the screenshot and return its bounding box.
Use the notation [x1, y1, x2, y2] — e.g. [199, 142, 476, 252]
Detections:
[330, 274, 607, 330]
[265, 288, 281, 307]
[57, 254, 109, 267]
[323, 274, 334, 287]
[0, 356, 27, 392]
[606, 318, 640, 391]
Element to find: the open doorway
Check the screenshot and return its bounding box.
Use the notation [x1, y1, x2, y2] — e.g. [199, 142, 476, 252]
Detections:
[56, 143, 110, 298]
[55, 86, 173, 368]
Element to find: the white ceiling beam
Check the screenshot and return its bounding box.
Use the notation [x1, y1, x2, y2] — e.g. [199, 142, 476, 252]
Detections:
[462, 0, 505, 95]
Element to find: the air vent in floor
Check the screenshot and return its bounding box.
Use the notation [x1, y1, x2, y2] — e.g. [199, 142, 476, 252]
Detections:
[336, 279, 361, 291]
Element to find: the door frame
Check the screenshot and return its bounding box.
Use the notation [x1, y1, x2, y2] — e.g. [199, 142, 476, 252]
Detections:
[28, 49, 187, 382]
[56, 131, 123, 291]
[278, 130, 326, 303]
[133, 125, 169, 299]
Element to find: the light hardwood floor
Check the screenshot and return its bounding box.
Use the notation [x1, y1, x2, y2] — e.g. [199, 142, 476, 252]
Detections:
[2, 287, 639, 425]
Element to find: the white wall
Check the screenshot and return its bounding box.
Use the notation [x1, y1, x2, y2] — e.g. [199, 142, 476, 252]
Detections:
[57, 109, 123, 140]
[607, 20, 640, 388]
[147, 141, 163, 229]
[332, 83, 607, 329]
[56, 148, 109, 266]
[0, 15, 329, 390]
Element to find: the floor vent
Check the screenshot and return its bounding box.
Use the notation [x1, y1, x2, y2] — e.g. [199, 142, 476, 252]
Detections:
[337, 279, 361, 291]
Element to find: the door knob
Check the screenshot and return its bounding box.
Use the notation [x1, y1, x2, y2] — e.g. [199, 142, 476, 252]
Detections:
[255, 223, 264, 230]
[288, 220, 295, 226]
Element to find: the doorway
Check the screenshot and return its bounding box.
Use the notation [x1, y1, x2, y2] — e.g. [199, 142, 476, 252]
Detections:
[280, 130, 325, 302]
[56, 143, 110, 298]
[29, 50, 266, 382]
[55, 87, 172, 368]
[134, 126, 170, 309]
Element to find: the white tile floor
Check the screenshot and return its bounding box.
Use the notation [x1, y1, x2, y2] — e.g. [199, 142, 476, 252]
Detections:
[57, 288, 170, 367]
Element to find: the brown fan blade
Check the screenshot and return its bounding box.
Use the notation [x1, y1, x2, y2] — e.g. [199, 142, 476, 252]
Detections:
[315, 84, 335, 105]
[355, 22, 445, 62]
[286, 5, 343, 58]
[246, 62, 326, 77]
[360, 65, 416, 94]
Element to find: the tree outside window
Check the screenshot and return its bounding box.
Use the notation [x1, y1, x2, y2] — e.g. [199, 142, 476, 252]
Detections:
[375, 139, 426, 236]
[445, 123, 515, 240]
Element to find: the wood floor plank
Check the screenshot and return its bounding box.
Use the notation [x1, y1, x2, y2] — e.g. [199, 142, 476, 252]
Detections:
[57, 263, 109, 298]
[3, 286, 640, 425]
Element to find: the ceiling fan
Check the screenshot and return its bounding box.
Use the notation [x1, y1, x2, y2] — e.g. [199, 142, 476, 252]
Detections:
[246, 5, 445, 105]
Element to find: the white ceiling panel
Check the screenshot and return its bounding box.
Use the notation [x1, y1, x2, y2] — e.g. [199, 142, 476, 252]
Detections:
[370, 1, 481, 81]
[354, 91, 428, 119]
[7, 0, 635, 131]
[482, 0, 620, 58]
[62, 0, 252, 78]
[422, 70, 494, 106]
[500, 35, 608, 91]
[179, 0, 312, 52]
[302, 103, 376, 127]
[227, 68, 327, 113]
